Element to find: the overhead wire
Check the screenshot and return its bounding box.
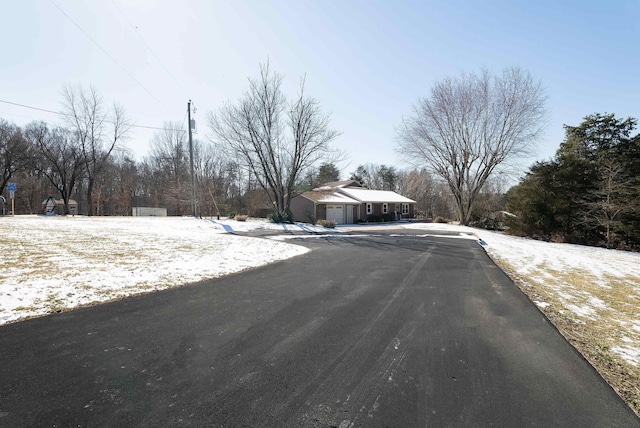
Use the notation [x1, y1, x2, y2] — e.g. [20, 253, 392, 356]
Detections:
[49, 0, 173, 115]
[0, 99, 185, 132]
[111, 0, 190, 100]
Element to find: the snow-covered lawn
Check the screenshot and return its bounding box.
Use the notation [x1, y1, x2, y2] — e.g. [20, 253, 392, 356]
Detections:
[1, 215, 638, 413]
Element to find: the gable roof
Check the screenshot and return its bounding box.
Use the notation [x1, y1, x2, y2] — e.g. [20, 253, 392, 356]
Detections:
[315, 180, 364, 190]
[337, 188, 417, 204]
[298, 191, 360, 205]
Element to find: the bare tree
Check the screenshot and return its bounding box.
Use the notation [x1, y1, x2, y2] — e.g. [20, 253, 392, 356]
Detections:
[94, 150, 139, 215]
[208, 62, 340, 220]
[397, 67, 546, 225]
[26, 122, 85, 214]
[580, 158, 637, 248]
[0, 119, 29, 194]
[396, 168, 436, 217]
[146, 121, 192, 215]
[61, 84, 132, 215]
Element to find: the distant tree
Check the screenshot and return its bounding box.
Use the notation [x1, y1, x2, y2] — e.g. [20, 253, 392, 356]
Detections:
[0, 119, 29, 195]
[397, 168, 456, 219]
[26, 122, 85, 214]
[349, 165, 370, 187]
[378, 164, 398, 191]
[505, 160, 563, 238]
[397, 67, 547, 225]
[101, 151, 139, 215]
[316, 162, 340, 186]
[61, 84, 131, 215]
[208, 62, 340, 221]
[396, 168, 434, 216]
[146, 121, 191, 215]
[469, 177, 508, 229]
[348, 164, 397, 190]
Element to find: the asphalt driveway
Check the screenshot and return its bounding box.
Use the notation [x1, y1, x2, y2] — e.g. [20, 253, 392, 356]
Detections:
[0, 231, 638, 427]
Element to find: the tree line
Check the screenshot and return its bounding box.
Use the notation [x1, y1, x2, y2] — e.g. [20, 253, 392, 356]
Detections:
[0, 63, 477, 221]
[506, 113, 640, 250]
[20, 63, 637, 253]
[0, 104, 462, 220]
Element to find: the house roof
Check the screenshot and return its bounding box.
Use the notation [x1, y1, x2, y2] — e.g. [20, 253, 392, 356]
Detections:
[42, 198, 78, 205]
[299, 191, 360, 205]
[337, 188, 417, 204]
[314, 180, 363, 191]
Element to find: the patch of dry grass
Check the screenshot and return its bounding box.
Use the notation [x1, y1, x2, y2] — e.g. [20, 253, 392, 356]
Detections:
[491, 255, 640, 417]
[316, 219, 337, 228]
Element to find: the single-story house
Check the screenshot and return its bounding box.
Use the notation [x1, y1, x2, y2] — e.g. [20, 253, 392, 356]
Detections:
[290, 180, 417, 224]
[42, 197, 78, 215]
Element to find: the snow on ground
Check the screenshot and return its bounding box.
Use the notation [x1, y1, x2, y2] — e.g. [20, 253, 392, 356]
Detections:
[1, 216, 638, 369]
[0, 216, 311, 325]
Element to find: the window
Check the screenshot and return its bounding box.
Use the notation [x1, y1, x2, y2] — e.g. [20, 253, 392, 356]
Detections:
[382, 203, 388, 214]
[366, 203, 372, 215]
[402, 203, 409, 215]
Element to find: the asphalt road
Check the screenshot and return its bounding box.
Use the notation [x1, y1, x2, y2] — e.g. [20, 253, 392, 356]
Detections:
[0, 231, 638, 427]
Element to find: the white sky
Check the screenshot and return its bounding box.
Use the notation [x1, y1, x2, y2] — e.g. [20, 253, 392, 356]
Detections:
[1, 216, 638, 367]
[2, 1, 639, 179]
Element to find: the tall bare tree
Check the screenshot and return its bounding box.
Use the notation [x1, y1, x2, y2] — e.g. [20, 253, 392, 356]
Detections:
[0, 119, 29, 194]
[208, 62, 340, 220]
[61, 84, 131, 215]
[146, 121, 192, 215]
[26, 122, 85, 214]
[397, 67, 546, 225]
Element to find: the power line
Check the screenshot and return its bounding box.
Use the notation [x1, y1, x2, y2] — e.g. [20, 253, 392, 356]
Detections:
[49, 0, 173, 115]
[111, 0, 189, 99]
[0, 100, 59, 116]
[0, 99, 185, 132]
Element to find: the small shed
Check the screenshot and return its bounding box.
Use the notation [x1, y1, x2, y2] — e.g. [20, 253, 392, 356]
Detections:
[42, 197, 78, 215]
[132, 207, 168, 217]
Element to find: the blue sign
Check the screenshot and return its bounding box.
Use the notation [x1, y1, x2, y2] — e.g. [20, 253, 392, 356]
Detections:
[7, 183, 16, 192]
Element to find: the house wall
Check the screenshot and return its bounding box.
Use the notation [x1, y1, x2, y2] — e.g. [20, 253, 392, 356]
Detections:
[356, 202, 416, 221]
[289, 196, 316, 223]
[358, 203, 386, 220]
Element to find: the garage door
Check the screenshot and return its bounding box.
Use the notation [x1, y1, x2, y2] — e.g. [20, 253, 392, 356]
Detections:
[326, 205, 344, 224]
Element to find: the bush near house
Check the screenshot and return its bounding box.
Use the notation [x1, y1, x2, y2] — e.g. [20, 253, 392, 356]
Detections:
[268, 210, 294, 224]
[316, 219, 336, 228]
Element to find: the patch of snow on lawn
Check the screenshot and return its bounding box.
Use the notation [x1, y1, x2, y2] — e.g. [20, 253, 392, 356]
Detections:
[565, 304, 596, 319]
[611, 345, 640, 366]
[534, 301, 551, 309]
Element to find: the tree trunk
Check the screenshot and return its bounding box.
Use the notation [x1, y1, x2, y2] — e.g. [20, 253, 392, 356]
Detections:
[86, 177, 94, 216]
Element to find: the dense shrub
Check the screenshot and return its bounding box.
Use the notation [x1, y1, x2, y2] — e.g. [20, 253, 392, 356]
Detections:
[268, 210, 294, 224]
[234, 214, 248, 222]
[433, 216, 450, 223]
[316, 219, 336, 228]
[226, 211, 236, 219]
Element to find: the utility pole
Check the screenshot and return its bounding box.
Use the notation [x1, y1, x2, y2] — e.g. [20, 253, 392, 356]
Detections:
[188, 100, 197, 217]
